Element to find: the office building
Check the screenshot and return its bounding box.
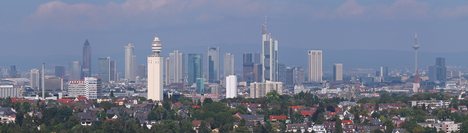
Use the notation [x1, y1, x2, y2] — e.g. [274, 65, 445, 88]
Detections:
[30, 69, 40, 90]
[0, 80, 22, 98]
[68, 77, 101, 99]
[54, 66, 65, 79]
[292, 67, 305, 85]
[253, 64, 263, 82]
[308, 50, 323, 82]
[81, 40, 92, 78]
[333, 63, 343, 81]
[147, 36, 164, 101]
[137, 64, 147, 80]
[168, 50, 184, 84]
[250, 81, 283, 98]
[98, 57, 111, 82]
[243, 53, 255, 83]
[69, 61, 81, 80]
[207, 47, 220, 83]
[224, 53, 235, 77]
[125, 43, 136, 81]
[429, 57, 447, 83]
[188, 54, 203, 85]
[8, 65, 18, 78]
[225, 75, 237, 98]
[196, 78, 205, 95]
[109, 60, 117, 81]
[261, 21, 279, 82]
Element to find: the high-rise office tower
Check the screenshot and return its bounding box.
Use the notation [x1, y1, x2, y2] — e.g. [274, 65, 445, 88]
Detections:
[284, 67, 294, 86]
[109, 60, 117, 81]
[168, 50, 184, 84]
[69, 61, 81, 80]
[54, 66, 65, 79]
[207, 47, 220, 83]
[292, 67, 305, 85]
[278, 64, 287, 84]
[98, 57, 111, 82]
[333, 64, 343, 81]
[196, 78, 205, 94]
[8, 65, 18, 78]
[261, 20, 279, 82]
[308, 50, 323, 82]
[225, 75, 237, 98]
[30, 69, 40, 90]
[81, 40, 92, 79]
[188, 54, 203, 85]
[378, 66, 388, 82]
[125, 43, 136, 81]
[147, 36, 164, 101]
[243, 53, 255, 83]
[137, 64, 147, 79]
[41, 63, 45, 99]
[164, 57, 170, 85]
[253, 64, 263, 82]
[68, 77, 101, 99]
[429, 57, 447, 83]
[224, 53, 235, 77]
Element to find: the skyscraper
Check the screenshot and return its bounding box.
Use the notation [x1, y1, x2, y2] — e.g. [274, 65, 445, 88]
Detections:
[54, 66, 65, 79]
[8, 65, 17, 78]
[30, 69, 40, 90]
[81, 40, 92, 78]
[69, 61, 81, 80]
[224, 53, 235, 77]
[379, 66, 388, 82]
[188, 54, 203, 85]
[333, 63, 343, 81]
[147, 36, 164, 101]
[261, 20, 279, 82]
[207, 47, 220, 83]
[429, 57, 447, 83]
[308, 50, 323, 82]
[125, 43, 136, 81]
[168, 50, 184, 84]
[225, 75, 237, 98]
[41, 63, 45, 99]
[109, 60, 117, 82]
[243, 53, 255, 83]
[292, 67, 305, 85]
[98, 57, 111, 82]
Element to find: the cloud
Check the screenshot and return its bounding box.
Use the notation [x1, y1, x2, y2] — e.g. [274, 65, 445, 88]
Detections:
[336, 0, 365, 17]
[27, 0, 268, 31]
[380, 0, 430, 18]
[438, 5, 468, 18]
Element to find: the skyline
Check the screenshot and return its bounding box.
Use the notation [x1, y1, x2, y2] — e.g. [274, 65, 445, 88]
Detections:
[3, 0, 468, 70]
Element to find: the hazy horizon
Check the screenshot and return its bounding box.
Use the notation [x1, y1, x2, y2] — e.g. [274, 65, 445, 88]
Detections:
[2, 0, 468, 71]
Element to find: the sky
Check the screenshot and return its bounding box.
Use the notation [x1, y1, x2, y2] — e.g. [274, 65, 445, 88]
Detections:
[2, 0, 468, 71]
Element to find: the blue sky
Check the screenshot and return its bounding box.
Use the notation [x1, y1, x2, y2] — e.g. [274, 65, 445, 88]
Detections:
[2, 0, 468, 70]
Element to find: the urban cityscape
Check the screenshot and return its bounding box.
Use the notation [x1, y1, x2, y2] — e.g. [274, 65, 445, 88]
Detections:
[1, 0, 468, 133]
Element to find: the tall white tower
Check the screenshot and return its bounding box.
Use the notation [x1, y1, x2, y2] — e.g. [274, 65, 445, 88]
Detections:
[147, 36, 164, 101]
[261, 18, 279, 82]
[125, 43, 136, 81]
[308, 50, 323, 82]
[412, 33, 421, 93]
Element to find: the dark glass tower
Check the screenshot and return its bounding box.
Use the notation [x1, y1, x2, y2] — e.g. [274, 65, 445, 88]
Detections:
[81, 40, 91, 79]
[188, 54, 203, 85]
